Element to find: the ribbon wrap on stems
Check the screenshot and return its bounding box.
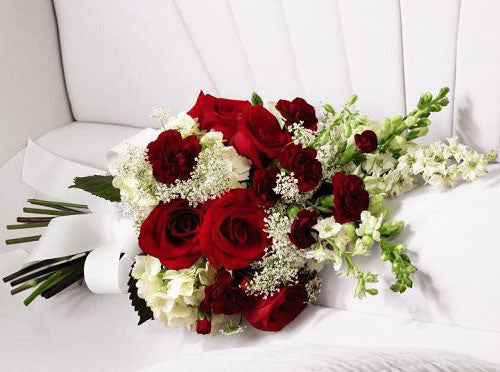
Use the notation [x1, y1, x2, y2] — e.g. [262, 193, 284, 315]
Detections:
[21, 129, 160, 294]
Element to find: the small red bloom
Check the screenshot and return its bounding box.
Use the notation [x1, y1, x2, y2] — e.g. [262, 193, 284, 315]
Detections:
[279, 144, 322, 192]
[251, 167, 281, 207]
[332, 172, 369, 223]
[275, 97, 318, 131]
[196, 317, 211, 335]
[354, 130, 378, 153]
[289, 210, 319, 249]
[147, 130, 201, 185]
[201, 270, 245, 315]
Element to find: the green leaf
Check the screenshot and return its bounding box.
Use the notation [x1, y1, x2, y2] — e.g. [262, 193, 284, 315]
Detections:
[128, 274, 153, 325]
[70, 175, 121, 202]
[251, 92, 263, 106]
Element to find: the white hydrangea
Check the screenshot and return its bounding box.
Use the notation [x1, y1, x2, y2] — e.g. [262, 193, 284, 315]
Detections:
[163, 112, 199, 137]
[131, 257, 216, 330]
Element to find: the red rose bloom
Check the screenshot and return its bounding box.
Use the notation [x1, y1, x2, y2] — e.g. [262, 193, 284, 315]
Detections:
[354, 130, 378, 153]
[244, 279, 308, 332]
[201, 270, 245, 315]
[138, 200, 203, 269]
[289, 209, 318, 249]
[279, 144, 322, 192]
[332, 172, 369, 223]
[187, 91, 251, 140]
[231, 106, 291, 167]
[200, 189, 269, 270]
[147, 130, 201, 185]
[251, 167, 281, 207]
[275, 97, 318, 131]
[196, 317, 211, 335]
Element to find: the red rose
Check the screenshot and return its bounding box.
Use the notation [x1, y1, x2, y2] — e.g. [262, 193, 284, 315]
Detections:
[332, 172, 369, 223]
[196, 317, 211, 335]
[187, 91, 251, 140]
[289, 210, 318, 249]
[231, 106, 291, 167]
[147, 130, 201, 185]
[201, 270, 245, 315]
[200, 189, 269, 270]
[251, 167, 281, 207]
[279, 144, 322, 192]
[138, 199, 203, 269]
[243, 279, 308, 332]
[275, 97, 318, 131]
[354, 130, 378, 153]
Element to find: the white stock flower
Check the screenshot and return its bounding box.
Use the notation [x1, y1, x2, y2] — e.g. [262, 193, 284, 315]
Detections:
[362, 153, 397, 177]
[313, 217, 342, 240]
[356, 211, 383, 242]
[305, 245, 343, 272]
[459, 151, 488, 181]
[131, 255, 162, 281]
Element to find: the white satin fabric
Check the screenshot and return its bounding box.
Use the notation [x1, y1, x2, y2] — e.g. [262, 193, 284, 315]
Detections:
[20, 129, 159, 294]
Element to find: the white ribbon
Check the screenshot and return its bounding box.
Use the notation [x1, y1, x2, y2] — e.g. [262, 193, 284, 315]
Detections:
[21, 128, 160, 294]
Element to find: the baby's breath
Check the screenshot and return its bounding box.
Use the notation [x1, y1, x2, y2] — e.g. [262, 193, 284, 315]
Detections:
[246, 205, 305, 298]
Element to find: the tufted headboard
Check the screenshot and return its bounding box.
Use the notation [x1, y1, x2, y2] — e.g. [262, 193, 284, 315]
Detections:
[53, 0, 500, 154]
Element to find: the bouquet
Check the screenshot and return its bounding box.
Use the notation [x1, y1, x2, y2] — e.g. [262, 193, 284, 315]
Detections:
[3, 88, 497, 335]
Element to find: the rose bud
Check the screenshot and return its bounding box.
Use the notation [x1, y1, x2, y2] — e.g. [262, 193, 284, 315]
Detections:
[354, 130, 378, 153]
[196, 317, 211, 335]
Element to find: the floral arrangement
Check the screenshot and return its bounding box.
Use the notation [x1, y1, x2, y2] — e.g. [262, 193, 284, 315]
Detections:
[3, 88, 497, 335]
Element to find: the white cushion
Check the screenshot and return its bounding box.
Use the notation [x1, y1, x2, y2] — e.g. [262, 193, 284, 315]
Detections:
[52, 0, 500, 154]
[0, 0, 72, 166]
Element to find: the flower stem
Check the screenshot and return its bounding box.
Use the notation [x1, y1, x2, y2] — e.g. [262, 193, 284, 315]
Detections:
[27, 200, 86, 214]
[5, 235, 41, 245]
[27, 199, 88, 210]
[22, 208, 80, 216]
[17, 217, 54, 223]
[23, 271, 65, 306]
[10, 275, 52, 295]
[3, 257, 69, 283]
[7, 222, 50, 230]
[9, 254, 87, 287]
